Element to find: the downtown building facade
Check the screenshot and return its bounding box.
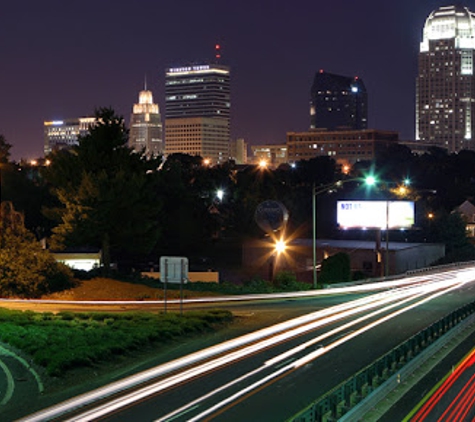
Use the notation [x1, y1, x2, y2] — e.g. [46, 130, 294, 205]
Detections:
[310, 70, 368, 131]
[286, 129, 399, 166]
[416, 5, 475, 153]
[164, 64, 231, 164]
[129, 86, 163, 157]
[251, 143, 288, 167]
[44, 117, 95, 155]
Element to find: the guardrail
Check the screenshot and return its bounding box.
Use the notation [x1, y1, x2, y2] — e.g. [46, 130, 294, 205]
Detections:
[288, 300, 475, 422]
[322, 260, 475, 289]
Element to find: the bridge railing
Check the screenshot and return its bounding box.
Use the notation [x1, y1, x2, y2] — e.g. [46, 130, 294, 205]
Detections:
[287, 300, 475, 422]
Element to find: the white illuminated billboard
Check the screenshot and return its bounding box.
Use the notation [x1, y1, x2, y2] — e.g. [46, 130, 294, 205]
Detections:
[337, 201, 415, 229]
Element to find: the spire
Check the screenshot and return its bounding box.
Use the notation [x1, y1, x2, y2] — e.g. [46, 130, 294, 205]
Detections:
[144, 74, 147, 91]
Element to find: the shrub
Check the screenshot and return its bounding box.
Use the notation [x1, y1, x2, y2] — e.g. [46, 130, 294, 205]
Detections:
[319, 252, 351, 285]
[0, 309, 233, 376]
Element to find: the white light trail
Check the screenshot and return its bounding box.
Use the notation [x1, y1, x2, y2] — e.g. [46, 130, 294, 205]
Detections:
[186, 278, 469, 421]
[66, 288, 418, 421]
[157, 285, 434, 421]
[21, 268, 475, 422]
[159, 277, 461, 421]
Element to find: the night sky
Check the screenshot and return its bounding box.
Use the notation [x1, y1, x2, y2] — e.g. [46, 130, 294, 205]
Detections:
[1, 0, 452, 160]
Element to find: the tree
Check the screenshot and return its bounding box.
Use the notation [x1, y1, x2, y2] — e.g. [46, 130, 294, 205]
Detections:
[0, 202, 73, 298]
[43, 108, 162, 273]
[431, 212, 475, 264]
[155, 154, 235, 256]
[0, 135, 53, 237]
[0, 134, 12, 164]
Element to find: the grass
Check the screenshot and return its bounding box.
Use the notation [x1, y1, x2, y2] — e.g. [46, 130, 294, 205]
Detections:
[0, 308, 233, 376]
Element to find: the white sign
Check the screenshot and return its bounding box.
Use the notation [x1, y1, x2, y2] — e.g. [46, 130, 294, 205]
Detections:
[337, 200, 415, 229]
[159, 256, 188, 284]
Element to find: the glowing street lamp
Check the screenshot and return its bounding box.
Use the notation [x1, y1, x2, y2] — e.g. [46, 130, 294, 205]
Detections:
[275, 238, 286, 254]
[216, 189, 224, 201]
[269, 237, 287, 282]
[365, 175, 377, 186]
[259, 159, 268, 169]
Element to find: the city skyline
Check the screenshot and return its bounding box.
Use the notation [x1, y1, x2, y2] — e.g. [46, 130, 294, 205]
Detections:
[1, 0, 450, 160]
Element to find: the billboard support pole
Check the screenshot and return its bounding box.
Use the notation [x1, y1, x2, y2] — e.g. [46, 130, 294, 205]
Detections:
[312, 183, 317, 289]
[163, 258, 168, 314]
[376, 229, 382, 277]
[385, 201, 390, 277]
[180, 258, 185, 316]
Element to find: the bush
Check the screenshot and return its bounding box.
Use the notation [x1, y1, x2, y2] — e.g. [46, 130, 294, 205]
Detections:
[319, 252, 351, 285]
[273, 271, 308, 291]
[242, 277, 274, 293]
[0, 309, 233, 376]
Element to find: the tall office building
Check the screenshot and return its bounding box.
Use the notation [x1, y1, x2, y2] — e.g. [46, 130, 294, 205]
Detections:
[165, 64, 230, 164]
[310, 70, 368, 131]
[129, 85, 163, 157]
[44, 117, 95, 155]
[416, 5, 475, 153]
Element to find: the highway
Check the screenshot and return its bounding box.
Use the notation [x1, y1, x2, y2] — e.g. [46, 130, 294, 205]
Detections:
[410, 345, 475, 421]
[20, 266, 475, 422]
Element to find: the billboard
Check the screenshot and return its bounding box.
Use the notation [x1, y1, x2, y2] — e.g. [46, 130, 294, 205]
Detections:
[337, 200, 415, 229]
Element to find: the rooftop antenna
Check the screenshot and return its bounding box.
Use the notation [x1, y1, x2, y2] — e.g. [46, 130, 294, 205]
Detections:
[144, 74, 147, 91]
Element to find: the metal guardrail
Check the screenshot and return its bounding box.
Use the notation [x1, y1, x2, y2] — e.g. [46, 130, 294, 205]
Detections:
[340, 312, 475, 421]
[288, 300, 475, 422]
[405, 260, 475, 276]
[322, 260, 475, 289]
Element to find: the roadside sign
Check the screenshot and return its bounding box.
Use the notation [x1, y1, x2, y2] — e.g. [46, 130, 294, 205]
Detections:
[159, 256, 188, 284]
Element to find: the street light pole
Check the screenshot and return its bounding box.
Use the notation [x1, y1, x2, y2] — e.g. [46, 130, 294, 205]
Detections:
[311, 175, 376, 288]
[312, 183, 317, 289]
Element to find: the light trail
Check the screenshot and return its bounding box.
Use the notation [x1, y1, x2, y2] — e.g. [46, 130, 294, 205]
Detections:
[442, 374, 475, 421]
[158, 285, 434, 422]
[23, 287, 422, 422]
[185, 278, 468, 421]
[70, 274, 465, 422]
[411, 345, 475, 421]
[1, 268, 466, 308]
[66, 286, 426, 422]
[21, 268, 475, 422]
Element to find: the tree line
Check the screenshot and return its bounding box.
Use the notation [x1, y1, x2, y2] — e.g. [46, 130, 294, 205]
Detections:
[2, 108, 475, 281]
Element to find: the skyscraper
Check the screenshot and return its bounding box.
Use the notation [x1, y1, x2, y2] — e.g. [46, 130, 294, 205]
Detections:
[416, 5, 475, 153]
[44, 117, 95, 155]
[129, 85, 163, 157]
[165, 64, 230, 164]
[310, 71, 368, 131]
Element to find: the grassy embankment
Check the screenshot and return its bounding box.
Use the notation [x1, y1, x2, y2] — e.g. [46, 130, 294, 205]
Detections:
[0, 308, 233, 376]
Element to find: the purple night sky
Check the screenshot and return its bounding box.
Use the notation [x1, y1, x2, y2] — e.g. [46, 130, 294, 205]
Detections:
[1, 0, 449, 160]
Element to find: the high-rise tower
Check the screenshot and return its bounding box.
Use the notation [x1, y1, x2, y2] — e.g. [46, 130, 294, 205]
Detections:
[129, 85, 163, 157]
[310, 71, 368, 131]
[416, 5, 475, 153]
[164, 63, 230, 164]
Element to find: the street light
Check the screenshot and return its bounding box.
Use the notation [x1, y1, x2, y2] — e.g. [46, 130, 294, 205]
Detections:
[312, 175, 377, 288]
[270, 236, 287, 282]
[275, 238, 286, 254]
